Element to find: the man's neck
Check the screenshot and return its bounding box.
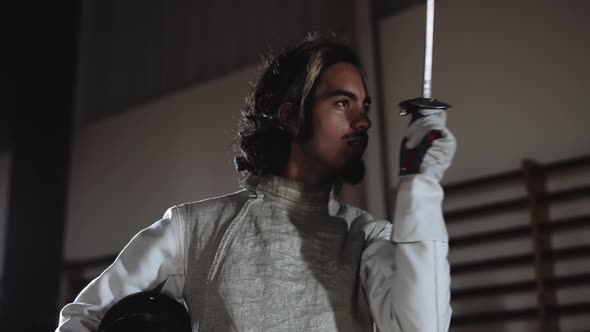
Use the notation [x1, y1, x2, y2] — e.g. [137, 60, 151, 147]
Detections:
[282, 143, 332, 186]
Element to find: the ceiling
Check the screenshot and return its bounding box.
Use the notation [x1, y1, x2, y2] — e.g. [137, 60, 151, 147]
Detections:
[78, 0, 357, 123]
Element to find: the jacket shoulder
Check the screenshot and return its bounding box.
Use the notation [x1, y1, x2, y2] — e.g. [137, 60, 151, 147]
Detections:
[331, 200, 391, 241]
[330, 199, 375, 223]
[171, 189, 251, 241]
[176, 189, 251, 217]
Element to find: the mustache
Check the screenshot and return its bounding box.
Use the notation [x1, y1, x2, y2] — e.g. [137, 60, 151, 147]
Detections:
[343, 130, 368, 140]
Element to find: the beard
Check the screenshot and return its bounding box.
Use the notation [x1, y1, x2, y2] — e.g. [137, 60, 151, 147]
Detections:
[338, 157, 365, 185]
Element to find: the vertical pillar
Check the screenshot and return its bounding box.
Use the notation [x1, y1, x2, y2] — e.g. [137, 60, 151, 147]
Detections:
[1, 1, 80, 331]
[523, 159, 559, 332]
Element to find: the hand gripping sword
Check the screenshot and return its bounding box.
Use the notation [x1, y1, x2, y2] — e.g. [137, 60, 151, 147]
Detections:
[399, 0, 451, 119]
[398, 0, 451, 176]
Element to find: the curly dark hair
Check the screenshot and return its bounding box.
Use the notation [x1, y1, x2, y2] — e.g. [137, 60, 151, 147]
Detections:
[234, 33, 364, 179]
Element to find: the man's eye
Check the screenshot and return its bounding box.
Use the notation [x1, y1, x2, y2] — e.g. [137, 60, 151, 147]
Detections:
[363, 104, 371, 113]
[336, 100, 349, 108]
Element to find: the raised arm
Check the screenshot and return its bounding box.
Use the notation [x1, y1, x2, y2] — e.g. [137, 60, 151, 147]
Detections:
[56, 207, 186, 332]
[361, 108, 456, 331]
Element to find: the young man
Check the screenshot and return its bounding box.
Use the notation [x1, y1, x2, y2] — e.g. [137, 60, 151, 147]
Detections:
[57, 35, 456, 331]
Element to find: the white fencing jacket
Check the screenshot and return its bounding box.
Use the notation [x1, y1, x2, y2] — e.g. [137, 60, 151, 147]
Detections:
[57, 174, 451, 331]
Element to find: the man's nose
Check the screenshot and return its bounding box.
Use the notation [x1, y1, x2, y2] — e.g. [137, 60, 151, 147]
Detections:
[353, 111, 372, 131]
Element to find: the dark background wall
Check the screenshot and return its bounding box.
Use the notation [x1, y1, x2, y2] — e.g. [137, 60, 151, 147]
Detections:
[2, 1, 80, 331]
[79, 0, 355, 123]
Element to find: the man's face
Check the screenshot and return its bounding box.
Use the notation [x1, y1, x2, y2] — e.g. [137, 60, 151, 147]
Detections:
[299, 62, 371, 184]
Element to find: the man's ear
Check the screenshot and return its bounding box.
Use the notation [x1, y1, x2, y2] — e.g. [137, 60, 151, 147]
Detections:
[277, 102, 300, 136]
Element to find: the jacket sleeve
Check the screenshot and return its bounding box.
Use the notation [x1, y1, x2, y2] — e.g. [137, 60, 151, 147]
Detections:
[56, 207, 186, 332]
[361, 174, 452, 332]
